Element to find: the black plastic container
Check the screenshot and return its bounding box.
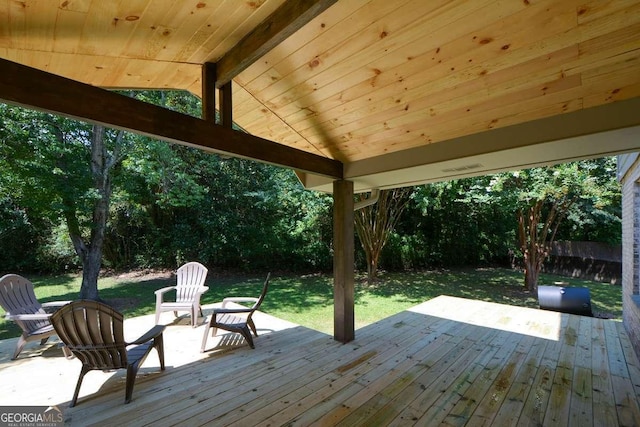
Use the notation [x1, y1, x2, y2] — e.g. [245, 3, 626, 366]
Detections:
[537, 285, 593, 316]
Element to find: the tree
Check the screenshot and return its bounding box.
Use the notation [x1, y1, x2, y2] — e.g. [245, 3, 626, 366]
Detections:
[0, 104, 128, 298]
[489, 163, 601, 292]
[73, 125, 125, 299]
[516, 186, 575, 292]
[354, 188, 412, 284]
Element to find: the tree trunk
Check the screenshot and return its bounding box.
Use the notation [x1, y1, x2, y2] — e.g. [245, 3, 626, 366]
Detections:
[367, 252, 378, 284]
[53, 124, 122, 300]
[518, 196, 575, 293]
[78, 125, 113, 299]
[354, 188, 411, 285]
[522, 252, 539, 292]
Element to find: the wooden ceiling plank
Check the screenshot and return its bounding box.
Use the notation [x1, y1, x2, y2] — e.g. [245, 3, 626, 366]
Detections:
[186, 0, 281, 64]
[358, 96, 587, 161]
[173, 0, 232, 63]
[337, 46, 580, 139]
[232, 101, 327, 157]
[347, 98, 587, 163]
[120, 0, 182, 60]
[580, 19, 640, 54]
[583, 81, 640, 109]
[289, 38, 577, 149]
[258, 0, 502, 117]
[236, 0, 366, 86]
[582, 53, 640, 91]
[203, 0, 287, 63]
[300, 62, 577, 148]
[150, 62, 202, 90]
[152, 1, 220, 62]
[280, 0, 574, 130]
[228, 84, 319, 153]
[261, 0, 545, 119]
[52, 1, 90, 54]
[110, 0, 151, 51]
[244, 0, 409, 95]
[20, 1, 57, 52]
[0, 58, 342, 179]
[303, 80, 588, 157]
[577, 0, 640, 25]
[78, 1, 135, 56]
[215, 0, 338, 88]
[0, 1, 11, 48]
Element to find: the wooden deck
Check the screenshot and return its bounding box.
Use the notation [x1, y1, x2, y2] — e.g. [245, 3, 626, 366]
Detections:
[1, 295, 639, 426]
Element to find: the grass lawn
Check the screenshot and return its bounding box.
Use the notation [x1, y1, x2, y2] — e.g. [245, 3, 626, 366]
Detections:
[0, 268, 622, 340]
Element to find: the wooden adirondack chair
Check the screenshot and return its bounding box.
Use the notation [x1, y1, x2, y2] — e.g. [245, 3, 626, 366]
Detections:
[0, 274, 70, 359]
[155, 262, 209, 327]
[201, 273, 270, 351]
[51, 300, 166, 406]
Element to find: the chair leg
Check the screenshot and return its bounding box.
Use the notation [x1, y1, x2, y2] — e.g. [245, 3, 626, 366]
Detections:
[194, 305, 204, 328]
[241, 325, 255, 349]
[155, 335, 165, 370]
[12, 335, 27, 360]
[201, 323, 210, 353]
[71, 366, 91, 407]
[124, 364, 138, 404]
[248, 319, 258, 337]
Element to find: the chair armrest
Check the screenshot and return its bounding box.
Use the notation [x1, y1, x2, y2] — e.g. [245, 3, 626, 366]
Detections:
[222, 297, 258, 308]
[213, 307, 253, 315]
[194, 286, 209, 297]
[154, 286, 177, 296]
[129, 325, 166, 345]
[6, 313, 51, 321]
[41, 301, 71, 311]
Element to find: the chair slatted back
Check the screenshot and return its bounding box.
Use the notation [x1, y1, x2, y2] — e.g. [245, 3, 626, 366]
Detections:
[51, 301, 128, 370]
[176, 262, 208, 303]
[0, 274, 49, 333]
[248, 273, 271, 319]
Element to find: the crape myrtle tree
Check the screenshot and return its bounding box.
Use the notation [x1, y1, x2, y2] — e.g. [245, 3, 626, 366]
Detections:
[489, 161, 610, 292]
[354, 187, 413, 284]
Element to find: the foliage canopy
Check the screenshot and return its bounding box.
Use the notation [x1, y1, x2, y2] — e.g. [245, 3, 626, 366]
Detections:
[0, 93, 621, 280]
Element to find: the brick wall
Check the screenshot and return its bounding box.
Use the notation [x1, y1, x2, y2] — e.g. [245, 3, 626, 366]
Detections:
[619, 153, 640, 358]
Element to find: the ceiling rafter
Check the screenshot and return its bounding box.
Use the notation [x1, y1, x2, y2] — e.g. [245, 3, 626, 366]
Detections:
[0, 58, 343, 179]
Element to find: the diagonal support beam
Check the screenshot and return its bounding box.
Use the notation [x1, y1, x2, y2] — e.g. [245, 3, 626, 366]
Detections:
[0, 58, 342, 179]
[215, 0, 337, 87]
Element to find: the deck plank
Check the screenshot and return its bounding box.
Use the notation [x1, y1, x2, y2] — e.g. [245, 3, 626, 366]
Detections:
[253, 313, 459, 426]
[1, 295, 639, 426]
[492, 335, 548, 426]
[590, 316, 619, 427]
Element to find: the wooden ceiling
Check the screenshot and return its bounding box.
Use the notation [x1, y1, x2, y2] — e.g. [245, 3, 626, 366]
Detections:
[1, 0, 639, 192]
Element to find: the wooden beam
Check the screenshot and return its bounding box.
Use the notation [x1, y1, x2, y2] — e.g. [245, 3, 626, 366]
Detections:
[215, 0, 337, 87]
[333, 179, 355, 343]
[0, 58, 342, 179]
[202, 62, 217, 123]
[219, 81, 233, 129]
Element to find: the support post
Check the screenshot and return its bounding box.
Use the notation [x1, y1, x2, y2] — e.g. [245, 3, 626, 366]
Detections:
[219, 81, 233, 129]
[202, 62, 217, 123]
[333, 179, 355, 342]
